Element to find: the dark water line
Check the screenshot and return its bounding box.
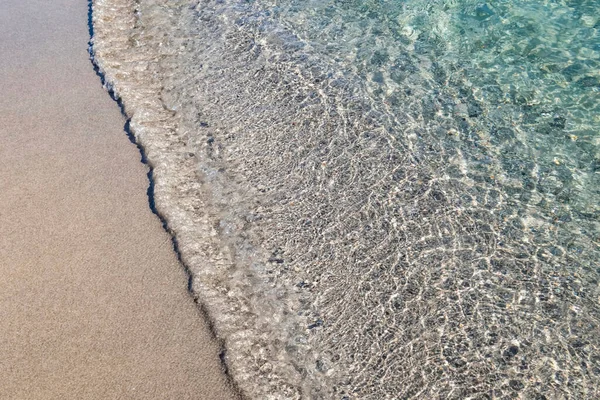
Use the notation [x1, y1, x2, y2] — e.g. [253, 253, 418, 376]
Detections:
[86, 1, 245, 397]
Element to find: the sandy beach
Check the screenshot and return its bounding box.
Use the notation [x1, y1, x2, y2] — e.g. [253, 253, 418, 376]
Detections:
[0, 0, 238, 398]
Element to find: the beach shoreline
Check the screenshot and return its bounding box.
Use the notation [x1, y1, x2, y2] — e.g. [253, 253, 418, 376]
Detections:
[0, 0, 238, 398]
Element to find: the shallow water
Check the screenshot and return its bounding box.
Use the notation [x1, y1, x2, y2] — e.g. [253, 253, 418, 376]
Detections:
[92, 0, 599, 398]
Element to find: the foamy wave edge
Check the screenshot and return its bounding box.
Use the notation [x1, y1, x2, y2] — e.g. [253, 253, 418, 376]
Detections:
[90, 1, 307, 398]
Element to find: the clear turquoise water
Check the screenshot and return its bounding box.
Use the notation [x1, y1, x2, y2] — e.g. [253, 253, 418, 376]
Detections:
[95, 0, 600, 397]
[174, 0, 600, 397]
[269, 0, 600, 230]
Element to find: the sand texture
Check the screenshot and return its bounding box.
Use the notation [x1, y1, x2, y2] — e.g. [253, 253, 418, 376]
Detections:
[0, 0, 239, 398]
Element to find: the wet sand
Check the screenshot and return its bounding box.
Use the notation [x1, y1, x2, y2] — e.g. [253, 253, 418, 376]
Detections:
[0, 0, 239, 398]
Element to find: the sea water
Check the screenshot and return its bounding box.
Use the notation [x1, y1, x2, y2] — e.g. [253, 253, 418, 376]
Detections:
[91, 0, 599, 398]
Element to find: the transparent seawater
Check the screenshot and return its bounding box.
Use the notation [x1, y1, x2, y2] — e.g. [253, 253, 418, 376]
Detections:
[92, 0, 599, 398]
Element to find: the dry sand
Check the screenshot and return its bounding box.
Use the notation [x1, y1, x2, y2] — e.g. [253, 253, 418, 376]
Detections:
[0, 0, 239, 398]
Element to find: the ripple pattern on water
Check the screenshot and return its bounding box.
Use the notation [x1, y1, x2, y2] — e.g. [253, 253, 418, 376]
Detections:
[92, 0, 600, 398]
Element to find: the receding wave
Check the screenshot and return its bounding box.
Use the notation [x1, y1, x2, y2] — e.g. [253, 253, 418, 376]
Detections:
[91, 0, 600, 398]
